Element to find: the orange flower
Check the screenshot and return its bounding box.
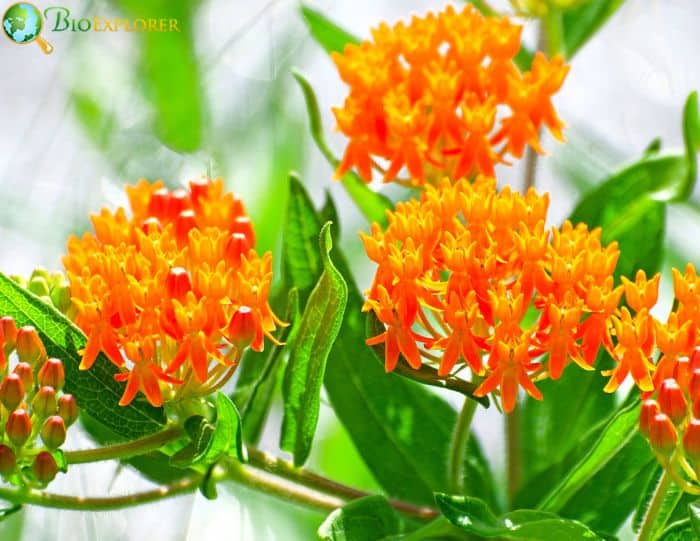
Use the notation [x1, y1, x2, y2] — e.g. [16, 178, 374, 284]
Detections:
[332, 5, 569, 185]
[362, 177, 620, 412]
[63, 178, 281, 407]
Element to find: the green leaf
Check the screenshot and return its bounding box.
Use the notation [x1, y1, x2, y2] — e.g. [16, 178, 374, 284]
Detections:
[561, 0, 625, 58]
[539, 400, 640, 513]
[0, 273, 165, 440]
[292, 71, 393, 227]
[518, 354, 615, 492]
[320, 191, 341, 243]
[111, 0, 204, 152]
[317, 495, 402, 541]
[199, 464, 218, 500]
[209, 393, 245, 462]
[658, 519, 698, 541]
[689, 500, 700, 536]
[284, 176, 457, 505]
[464, 434, 500, 512]
[71, 90, 115, 150]
[0, 504, 21, 521]
[300, 4, 359, 54]
[281, 222, 349, 466]
[170, 416, 215, 468]
[436, 494, 602, 540]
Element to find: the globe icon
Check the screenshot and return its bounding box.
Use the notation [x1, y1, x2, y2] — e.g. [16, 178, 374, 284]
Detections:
[2, 2, 53, 53]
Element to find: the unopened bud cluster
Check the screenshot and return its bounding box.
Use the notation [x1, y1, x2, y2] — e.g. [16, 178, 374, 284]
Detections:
[12, 268, 74, 317]
[0, 316, 78, 486]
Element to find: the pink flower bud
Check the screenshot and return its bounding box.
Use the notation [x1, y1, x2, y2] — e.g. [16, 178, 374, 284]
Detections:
[57, 394, 78, 426]
[32, 451, 57, 484]
[38, 358, 65, 391]
[40, 416, 66, 450]
[659, 379, 688, 424]
[5, 409, 31, 447]
[15, 326, 46, 365]
[0, 445, 16, 477]
[32, 386, 57, 418]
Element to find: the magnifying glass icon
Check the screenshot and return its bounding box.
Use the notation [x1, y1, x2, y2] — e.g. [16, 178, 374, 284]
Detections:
[3, 2, 54, 55]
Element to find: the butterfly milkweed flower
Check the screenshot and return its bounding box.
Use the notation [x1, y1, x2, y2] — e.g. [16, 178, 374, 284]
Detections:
[362, 177, 620, 413]
[332, 5, 569, 186]
[619, 264, 700, 493]
[63, 178, 281, 407]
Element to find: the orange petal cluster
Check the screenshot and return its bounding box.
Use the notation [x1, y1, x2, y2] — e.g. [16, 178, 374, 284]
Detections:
[361, 177, 620, 412]
[627, 264, 700, 491]
[63, 178, 280, 407]
[332, 4, 569, 186]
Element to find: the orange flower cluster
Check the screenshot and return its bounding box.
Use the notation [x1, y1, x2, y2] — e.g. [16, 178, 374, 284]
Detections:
[618, 264, 700, 492]
[361, 177, 620, 412]
[63, 178, 280, 407]
[332, 5, 569, 185]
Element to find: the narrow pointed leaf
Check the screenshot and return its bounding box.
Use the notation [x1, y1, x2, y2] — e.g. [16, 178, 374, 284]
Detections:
[281, 222, 348, 466]
[562, 0, 625, 58]
[300, 4, 359, 54]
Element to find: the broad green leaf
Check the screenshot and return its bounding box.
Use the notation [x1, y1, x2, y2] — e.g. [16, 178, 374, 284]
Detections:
[300, 4, 359, 54]
[557, 432, 654, 533]
[562, 1, 625, 58]
[281, 222, 349, 466]
[208, 393, 245, 462]
[110, 0, 204, 152]
[539, 400, 640, 513]
[0, 273, 165, 439]
[170, 416, 215, 468]
[284, 176, 457, 505]
[317, 495, 402, 541]
[658, 519, 698, 541]
[518, 353, 615, 492]
[292, 70, 393, 227]
[436, 494, 602, 540]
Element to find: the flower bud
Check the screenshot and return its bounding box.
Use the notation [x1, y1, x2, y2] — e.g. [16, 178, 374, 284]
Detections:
[32, 386, 57, 418]
[12, 362, 33, 389]
[32, 451, 57, 484]
[140, 217, 162, 234]
[232, 216, 255, 246]
[50, 283, 72, 313]
[227, 306, 258, 350]
[148, 188, 170, 219]
[175, 210, 197, 244]
[57, 394, 78, 426]
[685, 419, 700, 459]
[27, 276, 50, 298]
[0, 374, 24, 411]
[640, 399, 660, 438]
[650, 413, 678, 456]
[189, 177, 210, 202]
[38, 358, 65, 390]
[0, 316, 17, 354]
[15, 326, 45, 365]
[225, 232, 252, 265]
[659, 379, 688, 424]
[5, 409, 31, 447]
[690, 369, 700, 401]
[40, 416, 66, 450]
[0, 445, 16, 477]
[165, 267, 192, 300]
[169, 188, 190, 220]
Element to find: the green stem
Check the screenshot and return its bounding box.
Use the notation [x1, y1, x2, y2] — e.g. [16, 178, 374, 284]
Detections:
[448, 398, 478, 494]
[245, 448, 438, 521]
[542, 8, 565, 57]
[637, 471, 672, 541]
[506, 409, 522, 503]
[0, 475, 200, 511]
[64, 426, 184, 465]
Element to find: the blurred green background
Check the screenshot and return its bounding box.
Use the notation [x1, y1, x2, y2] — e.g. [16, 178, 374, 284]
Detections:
[0, 0, 699, 539]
